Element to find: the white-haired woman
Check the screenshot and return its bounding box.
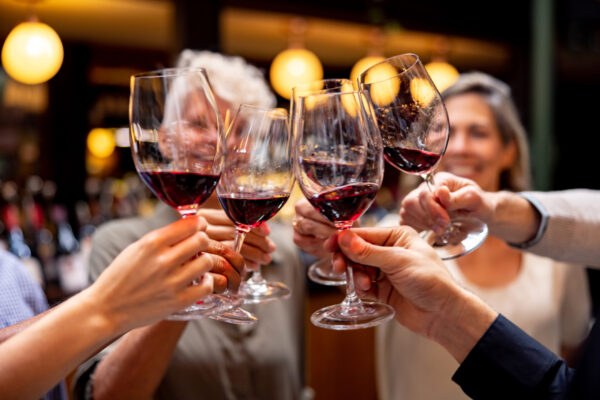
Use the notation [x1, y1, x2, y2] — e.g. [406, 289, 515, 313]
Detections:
[73, 51, 308, 400]
[375, 72, 591, 400]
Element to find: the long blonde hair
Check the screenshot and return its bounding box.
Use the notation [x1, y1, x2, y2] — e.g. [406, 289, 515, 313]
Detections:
[441, 72, 531, 191]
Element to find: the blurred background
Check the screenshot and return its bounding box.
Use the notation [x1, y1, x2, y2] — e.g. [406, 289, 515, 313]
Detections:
[1, 0, 599, 398]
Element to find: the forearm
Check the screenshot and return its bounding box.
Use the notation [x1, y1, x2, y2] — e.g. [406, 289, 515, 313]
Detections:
[0, 288, 118, 400]
[93, 321, 187, 400]
[430, 287, 498, 364]
[487, 191, 540, 245]
[0, 311, 49, 345]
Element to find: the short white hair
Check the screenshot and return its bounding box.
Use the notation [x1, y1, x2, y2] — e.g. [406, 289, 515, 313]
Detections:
[176, 49, 276, 110]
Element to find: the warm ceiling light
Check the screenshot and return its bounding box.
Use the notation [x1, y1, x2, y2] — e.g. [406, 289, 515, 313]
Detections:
[362, 63, 401, 107]
[87, 128, 116, 158]
[270, 48, 323, 100]
[350, 56, 385, 88]
[425, 61, 459, 92]
[2, 20, 64, 85]
[410, 77, 436, 107]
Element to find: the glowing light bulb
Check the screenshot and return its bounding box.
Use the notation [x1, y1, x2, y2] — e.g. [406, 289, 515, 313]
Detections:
[87, 128, 116, 158]
[350, 56, 385, 88]
[425, 61, 459, 92]
[270, 48, 323, 100]
[2, 21, 63, 85]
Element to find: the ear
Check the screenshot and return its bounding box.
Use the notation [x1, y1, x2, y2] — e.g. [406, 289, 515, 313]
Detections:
[500, 139, 517, 169]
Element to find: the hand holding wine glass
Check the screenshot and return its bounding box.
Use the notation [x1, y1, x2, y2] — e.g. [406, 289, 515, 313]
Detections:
[294, 89, 394, 330]
[129, 67, 242, 320]
[358, 53, 488, 260]
[217, 105, 295, 307]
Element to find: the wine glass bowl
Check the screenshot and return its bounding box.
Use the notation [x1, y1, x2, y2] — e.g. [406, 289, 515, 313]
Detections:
[294, 89, 395, 330]
[358, 54, 488, 260]
[290, 78, 355, 287]
[217, 105, 295, 305]
[129, 67, 243, 320]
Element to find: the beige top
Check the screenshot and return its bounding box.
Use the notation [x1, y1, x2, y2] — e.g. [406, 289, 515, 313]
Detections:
[74, 204, 307, 400]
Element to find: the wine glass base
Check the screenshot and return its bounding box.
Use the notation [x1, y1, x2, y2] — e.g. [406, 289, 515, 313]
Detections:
[165, 294, 242, 321]
[421, 217, 488, 260]
[239, 280, 291, 304]
[307, 258, 346, 286]
[208, 306, 258, 326]
[310, 301, 395, 330]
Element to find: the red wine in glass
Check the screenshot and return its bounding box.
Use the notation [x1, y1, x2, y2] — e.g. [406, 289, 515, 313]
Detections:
[308, 183, 379, 227]
[383, 147, 441, 174]
[139, 171, 219, 215]
[218, 192, 290, 231]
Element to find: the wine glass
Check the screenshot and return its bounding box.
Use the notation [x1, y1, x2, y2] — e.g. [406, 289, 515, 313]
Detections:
[129, 67, 243, 320]
[294, 89, 395, 330]
[358, 53, 488, 260]
[290, 78, 353, 287]
[217, 105, 295, 306]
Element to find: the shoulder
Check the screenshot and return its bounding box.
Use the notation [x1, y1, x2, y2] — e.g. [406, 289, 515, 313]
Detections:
[0, 250, 38, 289]
[93, 207, 177, 252]
[89, 207, 177, 277]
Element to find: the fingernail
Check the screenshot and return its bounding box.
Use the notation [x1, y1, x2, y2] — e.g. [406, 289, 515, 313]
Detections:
[267, 239, 276, 251]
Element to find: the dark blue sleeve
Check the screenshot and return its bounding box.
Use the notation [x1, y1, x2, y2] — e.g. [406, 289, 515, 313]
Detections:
[452, 314, 574, 400]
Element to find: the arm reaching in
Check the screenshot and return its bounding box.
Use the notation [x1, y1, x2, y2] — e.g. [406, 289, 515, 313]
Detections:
[399, 172, 541, 245]
[0, 216, 243, 400]
[91, 208, 268, 400]
[328, 226, 498, 363]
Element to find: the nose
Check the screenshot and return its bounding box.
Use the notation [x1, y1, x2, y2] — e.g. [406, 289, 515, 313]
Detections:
[445, 130, 469, 155]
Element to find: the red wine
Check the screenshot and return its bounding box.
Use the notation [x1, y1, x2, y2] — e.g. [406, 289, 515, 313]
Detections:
[139, 171, 219, 211]
[384, 147, 440, 174]
[309, 183, 378, 227]
[218, 192, 290, 231]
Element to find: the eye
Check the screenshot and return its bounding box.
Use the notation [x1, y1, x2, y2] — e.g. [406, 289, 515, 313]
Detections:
[190, 120, 207, 129]
[469, 128, 489, 139]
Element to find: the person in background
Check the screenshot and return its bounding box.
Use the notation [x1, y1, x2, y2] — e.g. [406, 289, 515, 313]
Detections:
[328, 173, 600, 399]
[73, 50, 308, 400]
[374, 72, 591, 400]
[0, 215, 243, 400]
[292, 72, 592, 399]
[0, 248, 67, 400]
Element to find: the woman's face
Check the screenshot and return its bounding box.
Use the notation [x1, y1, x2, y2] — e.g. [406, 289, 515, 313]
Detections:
[438, 93, 516, 192]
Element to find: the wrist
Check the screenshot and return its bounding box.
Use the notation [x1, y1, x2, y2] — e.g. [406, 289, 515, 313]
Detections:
[77, 286, 122, 338]
[430, 286, 498, 364]
[487, 191, 540, 244]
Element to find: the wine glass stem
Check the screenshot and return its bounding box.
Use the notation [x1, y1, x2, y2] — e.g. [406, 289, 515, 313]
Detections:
[421, 173, 453, 244]
[423, 172, 436, 192]
[179, 210, 201, 284]
[233, 230, 247, 253]
[247, 268, 265, 285]
[230, 230, 248, 295]
[339, 227, 365, 313]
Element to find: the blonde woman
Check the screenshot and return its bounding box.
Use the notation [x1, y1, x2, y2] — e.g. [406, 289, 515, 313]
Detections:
[375, 72, 591, 400]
